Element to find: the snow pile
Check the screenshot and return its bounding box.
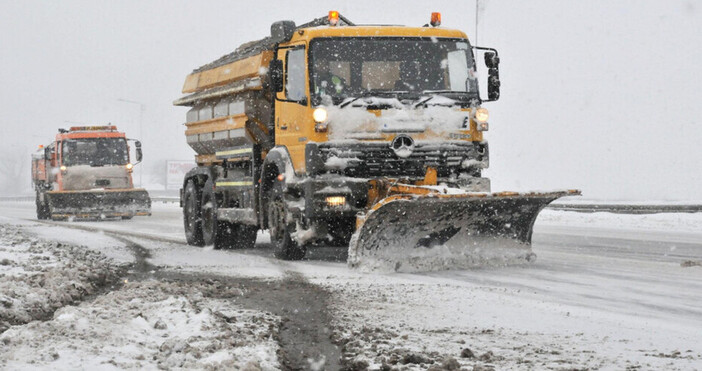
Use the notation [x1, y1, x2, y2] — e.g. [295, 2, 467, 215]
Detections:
[0, 280, 281, 370]
[0, 224, 124, 333]
[348, 232, 536, 273]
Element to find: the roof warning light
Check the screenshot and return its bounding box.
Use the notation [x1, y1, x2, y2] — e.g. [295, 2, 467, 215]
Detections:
[329, 10, 340, 26]
[431, 12, 441, 27]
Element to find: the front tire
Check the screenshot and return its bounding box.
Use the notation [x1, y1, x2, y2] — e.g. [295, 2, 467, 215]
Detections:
[35, 191, 50, 220]
[183, 180, 205, 246]
[267, 181, 306, 260]
[200, 179, 216, 246]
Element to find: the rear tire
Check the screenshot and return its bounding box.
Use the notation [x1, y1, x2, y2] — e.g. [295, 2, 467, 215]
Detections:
[183, 180, 205, 246]
[121, 216, 133, 220]
[267, 181, 306, 260]
[200, 179, 216, 246]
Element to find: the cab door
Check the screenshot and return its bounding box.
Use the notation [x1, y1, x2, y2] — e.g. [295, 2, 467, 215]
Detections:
[274, 45, 311, 173]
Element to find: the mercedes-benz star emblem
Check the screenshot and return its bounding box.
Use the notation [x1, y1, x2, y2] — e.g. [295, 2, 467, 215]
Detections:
[391, 134, 415, 158]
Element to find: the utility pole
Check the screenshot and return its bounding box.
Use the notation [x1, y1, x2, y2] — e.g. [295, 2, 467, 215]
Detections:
[475, 0, 479, 46]
[117, 98, 145, 187]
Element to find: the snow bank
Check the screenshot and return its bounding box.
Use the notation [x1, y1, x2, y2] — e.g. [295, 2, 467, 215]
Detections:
[537, 209, 702, 235]
[0, 280, 281, 370]
[0, 224, 124, 333]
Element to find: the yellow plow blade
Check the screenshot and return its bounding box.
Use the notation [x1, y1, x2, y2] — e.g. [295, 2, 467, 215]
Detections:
[348, 190, 579, 272]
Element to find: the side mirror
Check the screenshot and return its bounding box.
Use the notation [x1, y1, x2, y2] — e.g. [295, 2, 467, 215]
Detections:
[269, 59, 284, 93]
[135, 140, 143, 163]
[487, 68, 500, 101]
[271, 20, 296, 43]
[484, 51, 500, 69]
[474, 46, 501, 102]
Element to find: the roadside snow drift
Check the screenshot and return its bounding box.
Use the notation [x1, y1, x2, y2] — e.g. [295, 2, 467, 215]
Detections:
[0, 280, 281, 370]
[0, 224, 124, 332]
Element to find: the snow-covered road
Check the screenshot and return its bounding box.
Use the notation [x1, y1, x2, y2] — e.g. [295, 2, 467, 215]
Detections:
[1, 200, 701, 370]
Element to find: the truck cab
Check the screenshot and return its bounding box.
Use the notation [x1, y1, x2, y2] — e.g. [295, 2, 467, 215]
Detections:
[269, 16, 495, 191]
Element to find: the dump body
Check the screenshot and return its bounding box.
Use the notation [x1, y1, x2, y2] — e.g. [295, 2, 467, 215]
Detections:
[31, 126, 151, 220]
[176, 13, 578, 270]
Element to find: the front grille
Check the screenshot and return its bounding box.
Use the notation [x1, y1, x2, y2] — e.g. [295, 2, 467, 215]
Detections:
[317, 141, 485, 178]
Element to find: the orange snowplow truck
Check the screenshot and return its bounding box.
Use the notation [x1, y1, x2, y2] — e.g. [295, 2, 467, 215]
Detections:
[31, 126, 151, 220]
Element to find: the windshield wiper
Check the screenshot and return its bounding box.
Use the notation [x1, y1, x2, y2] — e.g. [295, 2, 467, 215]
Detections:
[339, 94, 370, 108]
[339, 90, 409, 108]
[421, 90, 469, 94]
[412, 96, 433, 108]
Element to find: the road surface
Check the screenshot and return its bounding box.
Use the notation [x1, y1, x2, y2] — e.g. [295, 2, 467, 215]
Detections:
[1, 200, 701, 370]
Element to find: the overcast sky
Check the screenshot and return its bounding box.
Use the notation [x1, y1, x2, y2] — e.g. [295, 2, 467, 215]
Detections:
[1, 0, 700, 200]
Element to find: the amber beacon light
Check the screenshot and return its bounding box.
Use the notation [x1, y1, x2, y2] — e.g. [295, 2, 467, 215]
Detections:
[430, 12, 441, 27]
[329, 10, 340, 26]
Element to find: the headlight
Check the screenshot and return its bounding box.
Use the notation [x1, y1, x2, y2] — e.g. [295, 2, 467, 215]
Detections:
[59, 165, 67, 173]
[126, 163, 134, 172]
[475, 107, 489, 123]
[313, 107, 328, 123]
[325, 196, 346, 207]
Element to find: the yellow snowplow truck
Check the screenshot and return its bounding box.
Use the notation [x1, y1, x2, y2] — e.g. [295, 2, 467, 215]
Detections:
[175, 12, 579, 271]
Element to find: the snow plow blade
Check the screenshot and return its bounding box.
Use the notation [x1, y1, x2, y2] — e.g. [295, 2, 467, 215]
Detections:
[46, 189, 151, 219]
[348, 190, 580, 272]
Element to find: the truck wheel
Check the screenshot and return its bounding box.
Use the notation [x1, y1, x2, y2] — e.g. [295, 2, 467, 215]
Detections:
[200, 179, 216, 246]
[183, 180, 205, 246]
[35, 191, 49, 220]
[267, 182, 306, 260]
[215, 222, 257, 250]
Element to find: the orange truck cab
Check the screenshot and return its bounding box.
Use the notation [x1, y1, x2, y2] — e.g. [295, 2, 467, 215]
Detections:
[31, 125, 151, 220]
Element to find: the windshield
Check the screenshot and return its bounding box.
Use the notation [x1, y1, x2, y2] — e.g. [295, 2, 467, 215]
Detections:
[309, 37, 478, 106]
[61, 138, 129, 167]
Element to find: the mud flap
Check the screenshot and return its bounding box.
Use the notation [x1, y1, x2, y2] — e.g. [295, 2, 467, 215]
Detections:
[348, 191, 578, 272]
[46, 189, 151, 219]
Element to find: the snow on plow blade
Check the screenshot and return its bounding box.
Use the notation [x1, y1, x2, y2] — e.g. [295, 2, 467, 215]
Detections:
[348, 190, 579, 272]
[46, 189, 151, 219]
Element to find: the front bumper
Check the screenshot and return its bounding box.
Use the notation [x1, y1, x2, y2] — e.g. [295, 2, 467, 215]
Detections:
[288, 177, 369, 221]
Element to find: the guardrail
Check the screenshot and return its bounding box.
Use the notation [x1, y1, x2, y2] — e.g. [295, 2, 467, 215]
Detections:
[547, 203, 702, 214]
[0, 196, 181, 203]
[2, 196, 701, 214]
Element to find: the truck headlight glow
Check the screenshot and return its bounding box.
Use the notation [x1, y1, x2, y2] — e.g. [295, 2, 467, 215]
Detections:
[126, 163, 134, 172]
[475, 108, 489, 123]
[325, 196, 346, 207]
[59, 165, 67, 173]
[313, 107, 328, 123]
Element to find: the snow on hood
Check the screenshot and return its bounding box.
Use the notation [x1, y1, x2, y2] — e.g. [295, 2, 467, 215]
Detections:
[62, 165, 130, 191]
[324, 104, 471, 141]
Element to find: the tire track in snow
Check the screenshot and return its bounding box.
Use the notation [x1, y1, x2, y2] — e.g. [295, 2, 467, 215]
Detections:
[29, 219, 343, 369]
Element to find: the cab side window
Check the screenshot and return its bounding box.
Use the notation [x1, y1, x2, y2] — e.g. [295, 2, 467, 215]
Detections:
[285, 48, 306, 103]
